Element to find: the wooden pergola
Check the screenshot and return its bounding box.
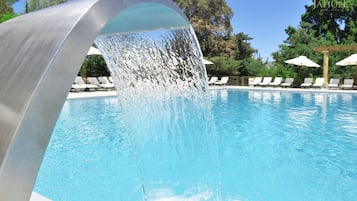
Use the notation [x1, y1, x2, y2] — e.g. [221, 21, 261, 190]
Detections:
[313, 45, 357, 87]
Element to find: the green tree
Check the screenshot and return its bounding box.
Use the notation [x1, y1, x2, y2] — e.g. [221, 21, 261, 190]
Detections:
[205, 56, 241, 76]
[272, 22, 323, 86]
[0, 0, 13, 13]
[301, 0, 357, 80]
[233, 32, 256, 60]
[205, 32, 262, 77]
[174, 0, 264, 77]
[0, 0, 18, 23]
[302, 0, 357, 43]
[240, 57, 267, 76]
[173, 0, 233, 56]
[0, 12, 17, 23]
[272, 0, 357, 86]
[26, 0, 67, 12]
[80, 55, 110, 78]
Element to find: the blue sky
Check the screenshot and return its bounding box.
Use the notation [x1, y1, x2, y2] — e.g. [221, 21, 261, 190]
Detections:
[226, 0, 312, 61]
[13, 0, 312, 61]
[12, 0, 25, 13]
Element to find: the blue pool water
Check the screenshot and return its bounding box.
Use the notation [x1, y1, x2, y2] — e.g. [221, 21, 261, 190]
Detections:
[34, 89, 357, 201]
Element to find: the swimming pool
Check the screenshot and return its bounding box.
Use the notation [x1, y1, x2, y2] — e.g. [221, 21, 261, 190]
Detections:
[34, 89, 357, 201]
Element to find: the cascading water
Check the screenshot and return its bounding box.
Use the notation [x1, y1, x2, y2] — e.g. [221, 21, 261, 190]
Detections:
[95, 27, 222, 201]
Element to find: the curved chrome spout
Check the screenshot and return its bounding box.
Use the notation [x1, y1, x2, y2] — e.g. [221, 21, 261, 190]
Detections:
[0, 0, 189, 200]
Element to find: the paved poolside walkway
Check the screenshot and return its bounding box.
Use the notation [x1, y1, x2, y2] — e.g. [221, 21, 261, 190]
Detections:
[67, 90, 117, 99]
[210, 85, 357, 94]
[66, 86, 357, 100]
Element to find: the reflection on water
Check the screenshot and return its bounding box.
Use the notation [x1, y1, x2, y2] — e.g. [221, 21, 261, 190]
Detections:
[301, 92, 312, 103]
[271, 92, 281, 103]
[342, 93, 353, 102]
[248, 90, 262, 102]
[244, 90, 356, 132]
[288, 108, 318, 127]
[336, 111, 357, 134]
[35, 90, 357, 201]
[247, 92, 347, 126]
[214, 90, 357, 201]
[220, 90, 228, 103]
[247, 91, 282, 105]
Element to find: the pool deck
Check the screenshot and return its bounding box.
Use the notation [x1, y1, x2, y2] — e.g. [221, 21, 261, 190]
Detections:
[67, 90, 118, 99]
[66, 86, 357, 100]
[211, 85, 357, 93]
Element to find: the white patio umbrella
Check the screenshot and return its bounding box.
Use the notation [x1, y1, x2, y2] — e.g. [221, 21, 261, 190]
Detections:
[284, 56, 320, 67]
[336, 53, 357, 81]
[285, 56, 320, 84]
[203, 58, 214, 65]
[336, 53, 357, 66]
[87, 46, 102, 55]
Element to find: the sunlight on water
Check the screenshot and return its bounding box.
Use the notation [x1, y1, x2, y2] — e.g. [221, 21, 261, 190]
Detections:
[95, 27, 221, 201]
[34, 89, 357, 201]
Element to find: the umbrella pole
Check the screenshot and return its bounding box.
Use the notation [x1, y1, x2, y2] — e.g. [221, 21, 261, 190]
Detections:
[355, 64, 357, 85]
[298, 65, 302, 83]
[83, 57, 88, 81]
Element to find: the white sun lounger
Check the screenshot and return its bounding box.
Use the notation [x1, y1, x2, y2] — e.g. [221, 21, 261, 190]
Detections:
[71, 76, 87, 91]
[71, 76, 98, 91]
[253, 77, 262, 86]
[312, 77, 324, 88]
[269, 77, 282, 86]
[86, 77, 100, 85]
[249, 77, 262, 87]
[98, 76, 115, 89]
[208, 76, 218, 85]
[341, 79, 354, 89]
[281, 78, 294, 87]
[215, 76, 229, 86]
[301, 78, 313, 87]
[258, 77, 272, 86]
[328, 78, 340, 89]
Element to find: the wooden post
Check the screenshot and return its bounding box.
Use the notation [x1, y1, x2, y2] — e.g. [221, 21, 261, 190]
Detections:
[322, 50, 329, 88]
[313, 45, 357, 88]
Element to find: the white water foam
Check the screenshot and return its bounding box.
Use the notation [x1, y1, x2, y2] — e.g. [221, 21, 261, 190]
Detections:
[95, 27, 222, 201]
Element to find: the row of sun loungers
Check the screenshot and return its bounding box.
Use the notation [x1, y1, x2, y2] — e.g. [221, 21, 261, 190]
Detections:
[71, 76, 115, 91]
[301, 77, 324, 88]
[250, 77, 294, 87]
[73, 75, 354, 91]
[208, 76, 229, 86]
[301, 78, 354, 89]
[331, 79, 354, 89]
[250, 77, 355, 89]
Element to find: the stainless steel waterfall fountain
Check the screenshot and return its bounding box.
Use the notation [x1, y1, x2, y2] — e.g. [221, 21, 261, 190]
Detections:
[0, 0, 190, 200]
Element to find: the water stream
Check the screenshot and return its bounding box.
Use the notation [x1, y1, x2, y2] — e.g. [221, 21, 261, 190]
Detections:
[95, 27, 222, 201]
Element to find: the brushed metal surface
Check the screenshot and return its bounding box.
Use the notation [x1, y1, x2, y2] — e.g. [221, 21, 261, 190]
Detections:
[0, 0, 189, 200]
